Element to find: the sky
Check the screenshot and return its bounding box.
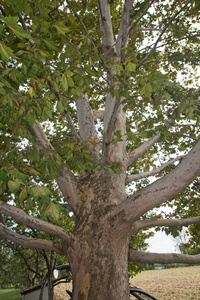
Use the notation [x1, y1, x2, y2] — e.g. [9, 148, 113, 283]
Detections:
[147, 230, 179, 253]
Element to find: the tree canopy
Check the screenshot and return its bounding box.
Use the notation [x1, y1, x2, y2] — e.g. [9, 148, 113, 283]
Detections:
[0, 0, 200, 299]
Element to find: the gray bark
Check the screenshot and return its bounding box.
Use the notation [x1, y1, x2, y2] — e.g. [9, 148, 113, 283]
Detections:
[129, 249, 200, 264]
[112, 139, 200, 227]
[1, 1, 200, 299]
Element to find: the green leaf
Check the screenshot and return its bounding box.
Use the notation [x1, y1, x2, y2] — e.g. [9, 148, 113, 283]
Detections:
[57, 101, 65, 113]
[61, 74, 68, 90]
[2, 16, 32, 40]
[30, 186, 51, 199]
[8, 179, 21, 193]
[29, 169, 40, 176]
[0, 42, 13, 60]
[126, 62, 136, 72]
[67, 76, 74, 87]
[140, 83, 153, 98]
[65, 70, 74, 77]
[113, 63, 123, 72]
[53, 22, 71, 35]
[42, 106, 52, 120]
[9, 168, 28, 183]
[0, 169, 7, 183]
[43, 39, 58, 51]
[44, 202, 60, 220]
[27, 111, 36, 126]
[19, 187, 28, 201]
[28, 87, 37, 98]
[6, 0, 31, 13]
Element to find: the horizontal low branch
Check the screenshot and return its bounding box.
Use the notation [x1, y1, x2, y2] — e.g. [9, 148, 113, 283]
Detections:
[126, 155, 184, 184]
[0, 223, 64, 255]
[129, 248, 200, 264]
[0, 201, 73, 244]
[131, 216, 200, 235]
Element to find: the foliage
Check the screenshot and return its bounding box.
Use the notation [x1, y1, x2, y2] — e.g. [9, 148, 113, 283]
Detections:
[0, 0, 200, 295]
[0, 241, 26, 288]
[0, 221, 71, 289]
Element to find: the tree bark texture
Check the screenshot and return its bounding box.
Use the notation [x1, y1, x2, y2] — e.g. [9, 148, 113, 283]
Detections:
[1, 1, 200, 300]
[66, 171, 130, 300]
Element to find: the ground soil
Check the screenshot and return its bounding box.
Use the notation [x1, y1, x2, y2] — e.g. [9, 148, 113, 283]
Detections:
[54, 265, 200, 299]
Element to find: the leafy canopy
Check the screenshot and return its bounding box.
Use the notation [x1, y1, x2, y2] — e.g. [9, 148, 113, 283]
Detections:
[0, 1, 200, 242]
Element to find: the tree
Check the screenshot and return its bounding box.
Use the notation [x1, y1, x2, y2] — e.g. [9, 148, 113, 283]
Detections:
[0, 0, 200, 299]
[0, 204, 72, 299]
[0, 239, 28, 288]
[0, 237, 55, 292]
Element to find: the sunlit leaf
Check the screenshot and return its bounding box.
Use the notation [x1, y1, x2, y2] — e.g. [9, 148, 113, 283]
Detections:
[0, 42, 13, 60]
[8, 179, 21, 193]
[53, 22, 71, 35]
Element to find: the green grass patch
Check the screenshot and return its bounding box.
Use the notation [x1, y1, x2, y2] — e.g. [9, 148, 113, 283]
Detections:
[0, 288, 23, 300]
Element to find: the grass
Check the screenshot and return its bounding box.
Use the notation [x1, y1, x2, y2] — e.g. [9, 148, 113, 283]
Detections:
[130, 265, 200, 300]
[0, 288, 23, 300]
[54, 265, 200, 300]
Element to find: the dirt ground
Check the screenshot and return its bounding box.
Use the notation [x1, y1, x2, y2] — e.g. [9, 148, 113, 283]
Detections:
[54, 265, 200, 299]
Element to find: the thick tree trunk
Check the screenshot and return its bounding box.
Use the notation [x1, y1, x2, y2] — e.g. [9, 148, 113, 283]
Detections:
[66, 170, 130, 300]
[68, 233, 130, 300]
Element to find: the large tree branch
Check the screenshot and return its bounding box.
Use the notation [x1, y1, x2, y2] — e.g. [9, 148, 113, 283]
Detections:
[28, 120, 55, 151]
[116, 0, 133, 57]
[56, 165, 79, 213]
[102, 96, 127, 165]
[129, 249, 200, 264]
[111, 139, 200, 227]
[129, 138, 200, 219]
[97, 0, 115, 61]
[0, 201, 73, 244]
[126, 155, 184, 184]
[137, 0, 193, 69]
[131, 216, 200, 235]
[126, 132, 161, 168]
[102, 96, 121, 160]
[28, 121, 79, 211]
[75, 93, 100, 162]
[0, 223, 64, 255]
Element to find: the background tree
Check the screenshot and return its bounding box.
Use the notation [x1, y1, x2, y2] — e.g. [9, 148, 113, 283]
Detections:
[0, 205, 73, 299]
[0, 0, 200, 299]
[0, 239, 27, 289]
